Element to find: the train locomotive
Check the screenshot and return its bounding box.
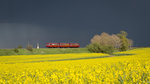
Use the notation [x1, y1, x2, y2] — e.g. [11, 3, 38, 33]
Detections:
[46, 43, 80, 48]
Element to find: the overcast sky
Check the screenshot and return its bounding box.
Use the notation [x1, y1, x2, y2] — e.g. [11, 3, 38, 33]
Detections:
[0, 0, 150, 48]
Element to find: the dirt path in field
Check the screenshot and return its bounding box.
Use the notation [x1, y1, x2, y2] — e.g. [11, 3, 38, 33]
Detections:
[4, 53, 134, 64]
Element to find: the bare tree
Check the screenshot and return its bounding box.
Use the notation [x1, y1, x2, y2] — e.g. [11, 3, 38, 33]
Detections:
[91, 32, 114, 46]
[128, 39, 133, 49]
[89, 31, 133, 51]
[111, 34, 121, 48]
[91, 32, 120, 48]
[91, 34, 101, 44]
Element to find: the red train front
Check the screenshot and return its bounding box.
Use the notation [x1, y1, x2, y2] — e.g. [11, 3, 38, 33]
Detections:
[46, 43, 80, 48]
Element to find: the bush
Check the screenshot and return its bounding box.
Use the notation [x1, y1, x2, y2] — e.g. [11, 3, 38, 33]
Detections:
[14, 48, 19, 53]
[17, 45, 22, 49]
[26, 44, 33, 52]
[86, 43, 114, 54]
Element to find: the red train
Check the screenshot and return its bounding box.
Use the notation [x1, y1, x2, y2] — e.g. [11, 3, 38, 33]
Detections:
[46, 43, 80, 48]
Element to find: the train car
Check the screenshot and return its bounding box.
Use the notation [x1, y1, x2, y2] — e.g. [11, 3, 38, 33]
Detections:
[46, 43, 80, 48]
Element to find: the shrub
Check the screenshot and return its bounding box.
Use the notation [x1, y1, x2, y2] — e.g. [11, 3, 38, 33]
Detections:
[14, 48, 19, 53]
[17, 45, 22, 49]
[86, 43, 114, 54]
[26, 44, 33, 52]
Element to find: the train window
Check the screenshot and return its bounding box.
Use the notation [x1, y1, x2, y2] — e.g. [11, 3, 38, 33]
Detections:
[52, 43, 59, 45]
[70, 43, 78, 45]
[60, 43, 69, 45]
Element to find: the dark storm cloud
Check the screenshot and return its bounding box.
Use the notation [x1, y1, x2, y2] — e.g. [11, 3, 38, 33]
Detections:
[0, 23, 86, 48]
[0, 0, 150, 48]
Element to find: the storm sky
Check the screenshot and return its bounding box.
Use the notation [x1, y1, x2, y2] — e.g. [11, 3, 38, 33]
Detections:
[0, 0, 150, 48]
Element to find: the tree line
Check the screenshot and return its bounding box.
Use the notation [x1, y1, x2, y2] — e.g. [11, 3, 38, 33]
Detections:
[86, 31, 133, 54]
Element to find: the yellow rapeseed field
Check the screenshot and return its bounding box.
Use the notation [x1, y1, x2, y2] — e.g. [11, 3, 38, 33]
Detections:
[0, 48, 150, 84]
